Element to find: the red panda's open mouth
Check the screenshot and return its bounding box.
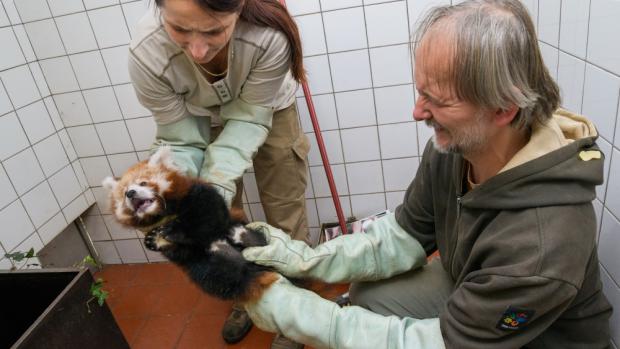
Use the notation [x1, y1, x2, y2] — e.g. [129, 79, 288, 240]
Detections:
[131, 198, 154, 212]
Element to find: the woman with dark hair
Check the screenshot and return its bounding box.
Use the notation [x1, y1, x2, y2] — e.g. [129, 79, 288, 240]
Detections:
[128, 0, 309, 347]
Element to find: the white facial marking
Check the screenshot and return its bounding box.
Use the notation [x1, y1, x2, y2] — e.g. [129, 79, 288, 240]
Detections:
[230, 226, 247, 244]
[209, 239, 228, 252]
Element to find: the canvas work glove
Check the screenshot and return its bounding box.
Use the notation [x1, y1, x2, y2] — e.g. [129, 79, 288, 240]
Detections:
[245, 275, 445, 349]
[243, 212, 427, 283]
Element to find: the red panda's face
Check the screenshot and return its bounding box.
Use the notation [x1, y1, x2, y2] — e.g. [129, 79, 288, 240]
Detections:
[102, 147, 181, 227]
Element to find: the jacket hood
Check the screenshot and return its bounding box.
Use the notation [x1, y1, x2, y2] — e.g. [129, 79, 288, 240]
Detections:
[460, 109, 604, 210]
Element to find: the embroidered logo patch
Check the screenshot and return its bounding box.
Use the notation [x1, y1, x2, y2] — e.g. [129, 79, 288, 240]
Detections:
[496, 306, 535, 331]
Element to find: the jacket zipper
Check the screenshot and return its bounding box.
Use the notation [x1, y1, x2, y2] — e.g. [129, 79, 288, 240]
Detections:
[450, 195, 463, 277]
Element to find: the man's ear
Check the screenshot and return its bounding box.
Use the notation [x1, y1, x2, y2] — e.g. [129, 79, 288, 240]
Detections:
[148, 146, 180, 171]
[102, 176, 118, 192]
[494, 104, 519, 127]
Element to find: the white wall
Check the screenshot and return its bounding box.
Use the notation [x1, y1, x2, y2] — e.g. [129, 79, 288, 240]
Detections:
[0, 0, 618, 344]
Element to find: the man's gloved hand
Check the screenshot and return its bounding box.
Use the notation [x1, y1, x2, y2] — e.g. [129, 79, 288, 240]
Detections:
[245, 274, 445, 349]
[243, 212, 427, 283]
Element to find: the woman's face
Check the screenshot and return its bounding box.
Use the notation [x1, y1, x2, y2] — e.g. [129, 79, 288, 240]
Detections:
[161, 0, 239, 64]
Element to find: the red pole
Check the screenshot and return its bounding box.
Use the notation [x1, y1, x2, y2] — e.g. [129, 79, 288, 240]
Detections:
[279, 0, 348, 235]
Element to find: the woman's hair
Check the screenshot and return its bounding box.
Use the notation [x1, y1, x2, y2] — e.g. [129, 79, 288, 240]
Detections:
[413, 0, 560, 130]
[155, 0, 305, 82]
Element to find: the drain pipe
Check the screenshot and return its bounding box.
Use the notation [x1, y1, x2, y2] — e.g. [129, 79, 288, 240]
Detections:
[279, 0, 348, 235]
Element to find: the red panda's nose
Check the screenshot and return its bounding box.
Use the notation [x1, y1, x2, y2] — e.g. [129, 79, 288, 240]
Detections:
[126, 190, 136, 198]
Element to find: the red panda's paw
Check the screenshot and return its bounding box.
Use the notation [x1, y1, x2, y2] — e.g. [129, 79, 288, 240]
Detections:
[144, 228, 173, 251]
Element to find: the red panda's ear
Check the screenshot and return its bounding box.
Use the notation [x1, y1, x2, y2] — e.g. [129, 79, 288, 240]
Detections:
[102, 176, 118, 192]
[149, 146, 180, 172]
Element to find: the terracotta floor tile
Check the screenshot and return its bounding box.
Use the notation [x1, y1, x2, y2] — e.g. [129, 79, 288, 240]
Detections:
[176, 313, 227, 349]
[114, 315, 147, 346]
[194, 294, 234, 316]
[132, 262, 189, 286]
[151, 282, 202, 316]
[113, 284, 163, 318]
[225, 326, 276, 349]
[132, 314, 189, 349]
[95, 263, 139, 287]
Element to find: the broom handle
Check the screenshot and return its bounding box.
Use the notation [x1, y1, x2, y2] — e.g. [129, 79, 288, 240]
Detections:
[279, 0, 349, 235]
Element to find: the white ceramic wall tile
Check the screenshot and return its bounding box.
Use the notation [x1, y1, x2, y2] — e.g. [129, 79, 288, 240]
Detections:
[71, 159, 90, 191]
[32, 134, 69, 177]
[107, 152, 138, 177]
[616, 98, 620, 149]
[406, 0, 450, 34]
[537, 0, 560, 46]
[115, 239, 147, 263]
[520, 0, 538, 31]
[13, 24, 36, 62]
[296, 13, 327, 56]
[375, 84, 414, 124]
[606, 148, 620, 218]
[14, 0, 51, 22]
[4, 148, 44, 195]
[386, 190, 405, 211]
[20, 181, 60, 228]
[304, 198, 320, 228]
[0, 27, 25, 71]
[297, 94, 339, 132]
[0, 165, 17, 209]
[307, 130, 344, 166]
[113, 83, 150, 118]
[599, 209, 620, 283]
[329, 50, 372, 92]
[69, 51, 110, 89]
[58, 129, 78, 161]
[28, 62, 49, 97]
[369, 44, 412, 87]
[83, 87, 122, 122]
[80, 156, 112, 187]
[0, 200, 34, 251]
[91, 186, 110, 214]
[365, 2, 408, 47]
[36, 211, 67, 244]
[0, 82, 12, 115]
[335, 89, 376, 128]
[88, 6, 130, 48]
[66, 125, 105, 157]
[346, 160, 383, 194]
[48, 165, 81, 207]
[350, 192, 386, 218]
[582, 64, 620, 143]
[144, 247, 167, 262]
[83, 214, 111, 241]
[322, 7, 366, 52]
[16, 100, 54, 144]
[39, 57, 79, 94]
[121, 1, 148, 37]
[596, 139, 611, 202]
[341, 126, 380, 162]
[62, 193, 88, 222]
[0, 113, 29, 160]
[103, 214, 136, 239]
[101, 45, 130, 84]
[559, 0, 590, 59]
[0, 64, 40, 108]
[93, 240, 121, 263]
[310, 164, 349, 197]
[382, 157, 418, 191]
[0, 4, 9, 26]
[2, 0, 21, 25]
[287, 0, 320, 16]
[47, 0, 85, 17]
[320, 0, 362, 11]
[379, 122, 418, 158]
[587, 0, 620, 75]
[125, 116, 156, 151]
[55, 12, 98, 54]
[316, 195, 352, 224]
[303, 55, 333, 95]
[538, 41, 558, 80]
[53, 92, 92, 126]
[24, 19, 65, 59]
[600, 267, 620, 346]
[84, 0, 119, 10]
[417, 121, 434, 154]
[557, 51, 585, 113]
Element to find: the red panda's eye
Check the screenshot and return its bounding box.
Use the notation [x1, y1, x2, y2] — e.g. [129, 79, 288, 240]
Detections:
[139, 181, 147, 186]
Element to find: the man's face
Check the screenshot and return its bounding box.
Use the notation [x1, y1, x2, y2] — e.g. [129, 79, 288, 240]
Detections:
[412, 38, 493, 156]
[161, 0, 239, 64]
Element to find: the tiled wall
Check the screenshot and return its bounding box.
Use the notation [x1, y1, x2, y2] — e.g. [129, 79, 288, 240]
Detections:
[0, 0, 618, 344]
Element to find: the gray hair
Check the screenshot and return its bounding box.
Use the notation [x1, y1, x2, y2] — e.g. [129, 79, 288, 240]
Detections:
[413, 0, 560, 130]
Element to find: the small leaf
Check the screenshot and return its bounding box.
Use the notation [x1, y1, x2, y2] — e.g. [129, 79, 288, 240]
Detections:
[25, 248, 35, 258]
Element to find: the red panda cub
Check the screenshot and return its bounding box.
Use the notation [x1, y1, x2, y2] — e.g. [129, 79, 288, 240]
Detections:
[102, 146, 278, 303]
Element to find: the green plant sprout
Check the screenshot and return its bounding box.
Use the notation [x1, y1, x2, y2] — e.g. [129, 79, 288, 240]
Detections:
[4, 248, 39, 270]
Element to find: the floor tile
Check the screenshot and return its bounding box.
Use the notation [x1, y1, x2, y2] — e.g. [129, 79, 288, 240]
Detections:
[150, 282, 202, 316]
[132, 314, 189, 349]
[175, 313, 227, 349]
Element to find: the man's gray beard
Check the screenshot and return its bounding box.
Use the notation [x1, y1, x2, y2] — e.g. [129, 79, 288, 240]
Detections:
[425, 118, 487, 156]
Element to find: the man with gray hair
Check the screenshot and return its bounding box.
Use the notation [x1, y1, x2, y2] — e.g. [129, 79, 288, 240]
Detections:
[241, 0, 612, 348]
